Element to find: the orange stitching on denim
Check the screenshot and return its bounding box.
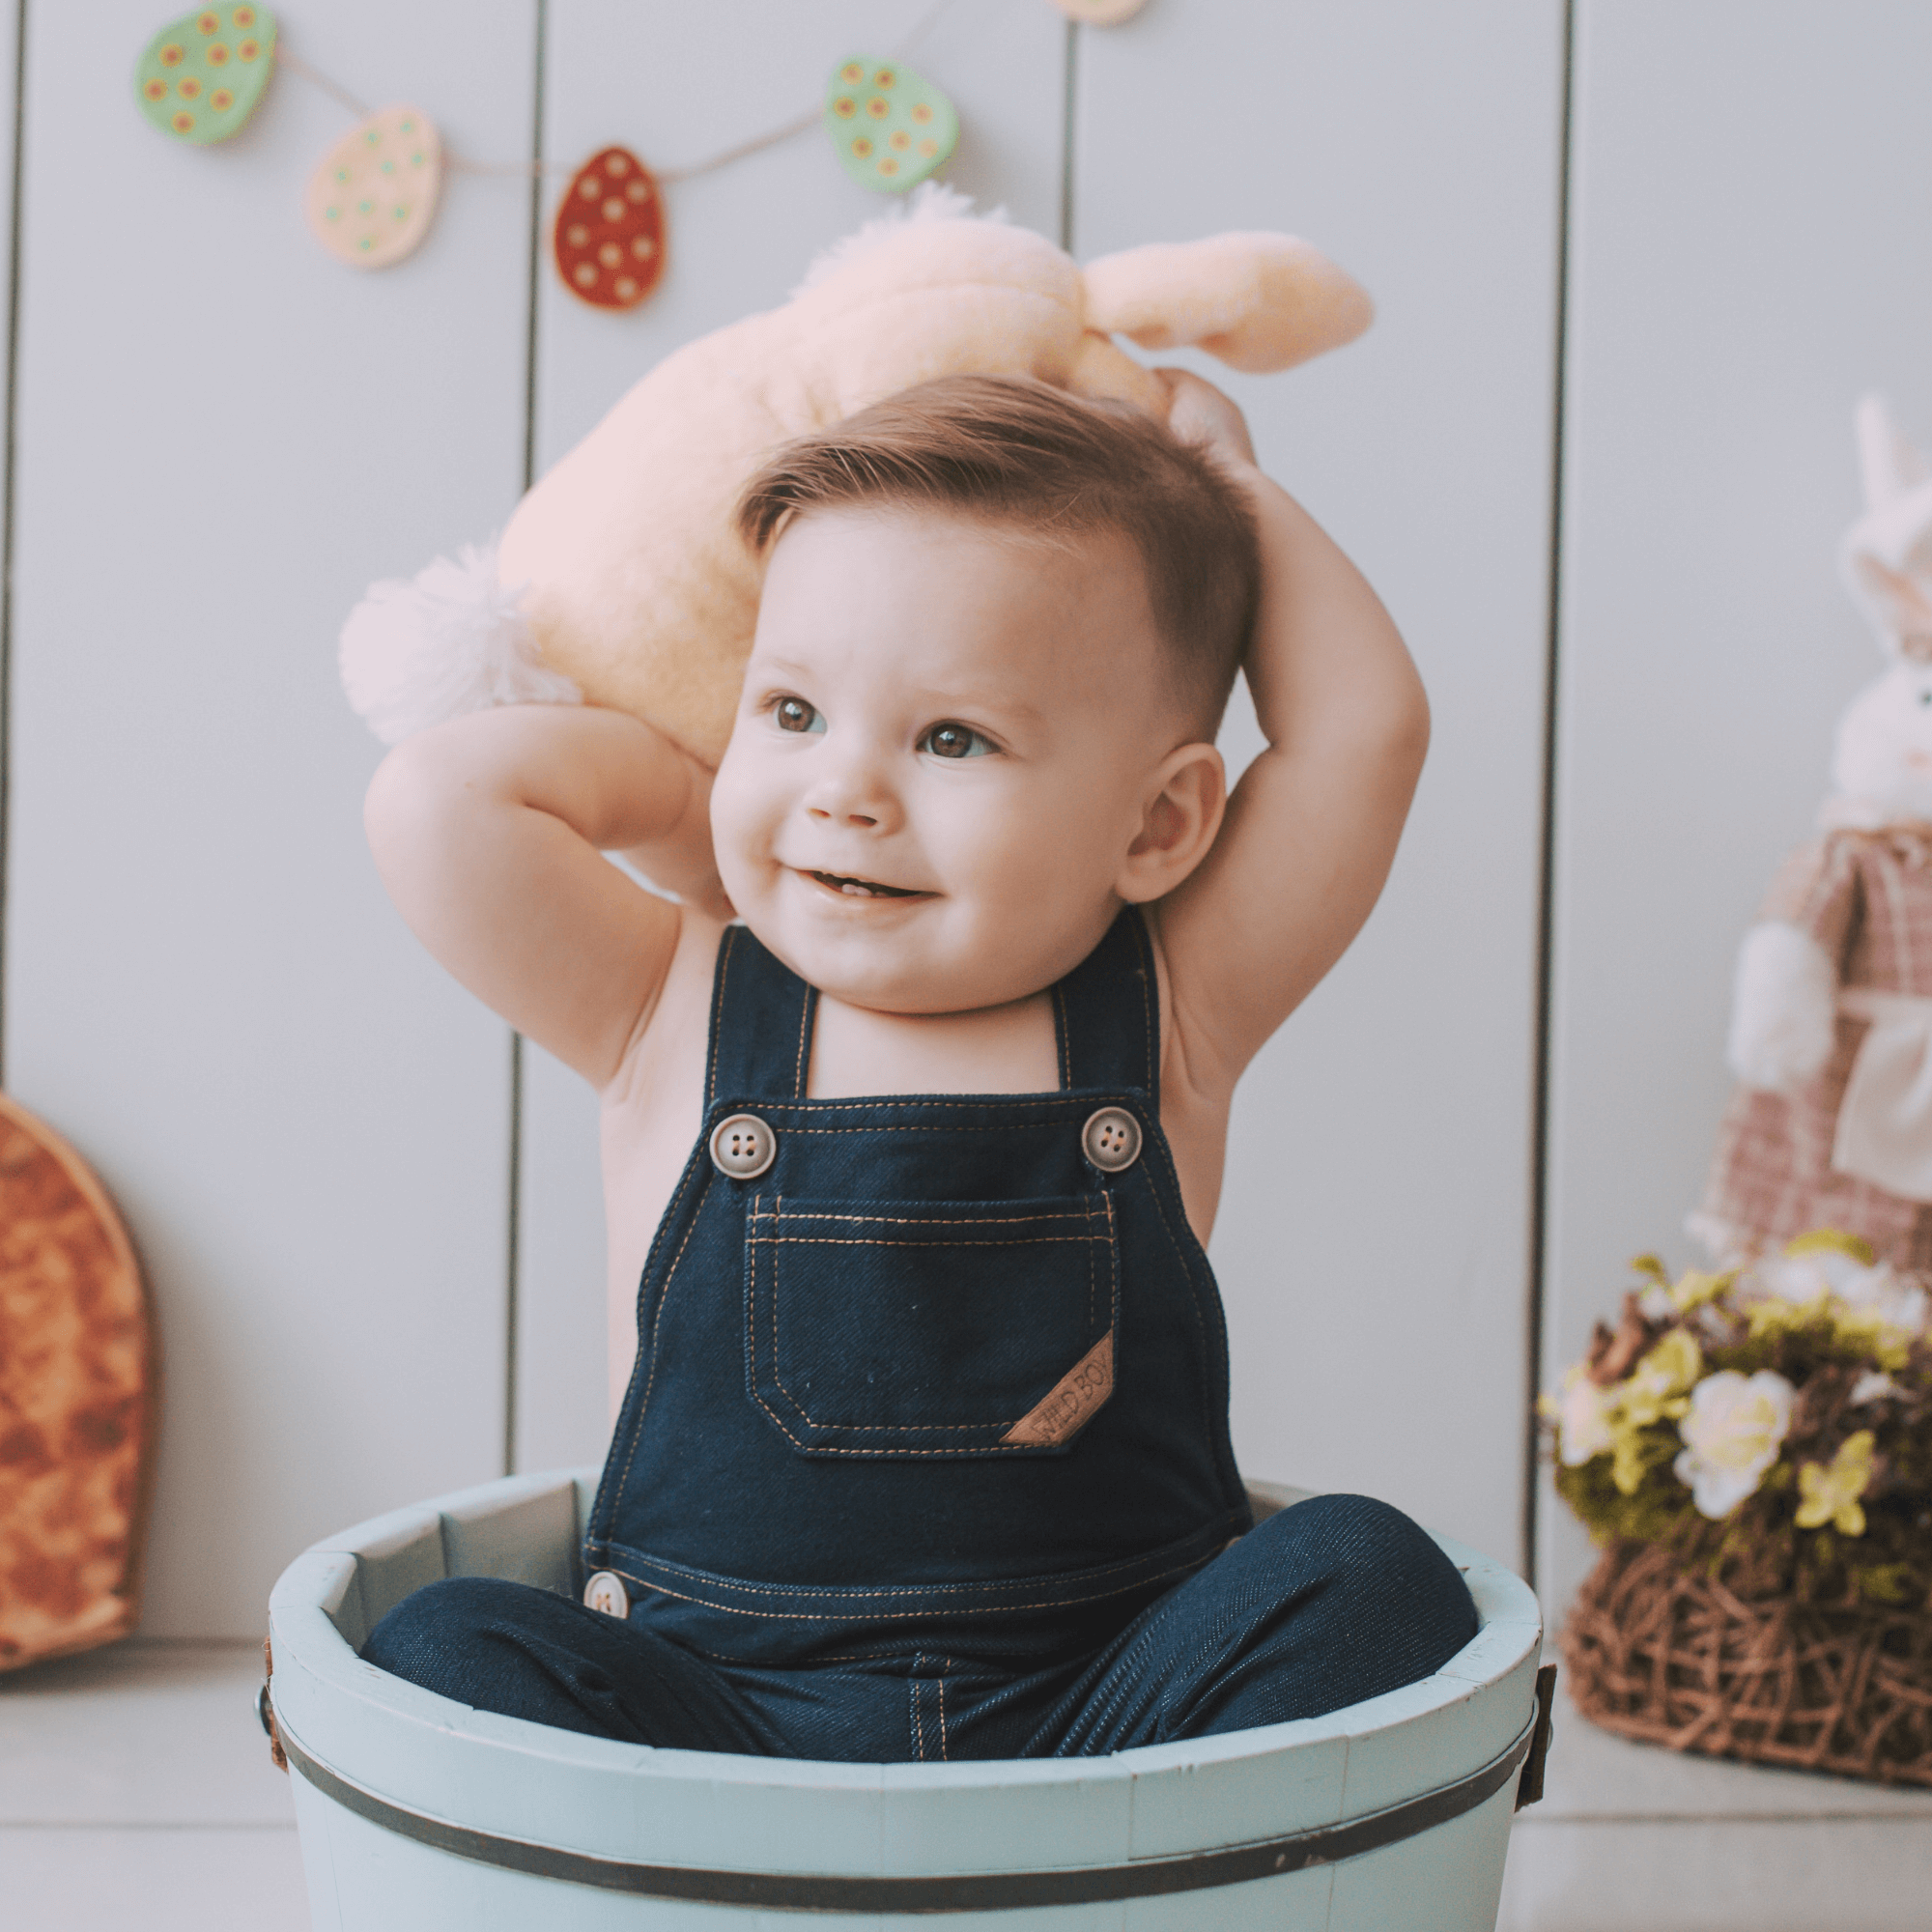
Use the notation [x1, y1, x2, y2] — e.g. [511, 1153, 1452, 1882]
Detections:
[749, 1197, 1118, 1437]
[753, 1235, 1104, 1248]
[611, 1165, 713, 1501]
[749, 1209, 1101, 1229]
[609, 1532, 1234, 1601]
[1128, 907, 1158, 1099]
[601, 1548, 1221, 1620]
[705, 926, 739, 1108]
[793, 983, 811, 1098]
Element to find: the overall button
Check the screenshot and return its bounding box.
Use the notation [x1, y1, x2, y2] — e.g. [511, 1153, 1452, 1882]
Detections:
[1082, 1106, 1142, 1172]
[710, 1113, 777, 1179]
[583, 1571, 630, 1619]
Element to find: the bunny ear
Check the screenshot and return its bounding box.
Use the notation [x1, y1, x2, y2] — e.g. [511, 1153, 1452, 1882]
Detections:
[1080, 234, 1372, 374]
[1841, 397, 1932, 658]
[1856, 393, 1929, 512]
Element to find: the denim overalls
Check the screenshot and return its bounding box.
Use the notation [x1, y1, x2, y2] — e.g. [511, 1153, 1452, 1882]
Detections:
[582, 906, 1254, 1673]
[366, 910, 1477, 1759]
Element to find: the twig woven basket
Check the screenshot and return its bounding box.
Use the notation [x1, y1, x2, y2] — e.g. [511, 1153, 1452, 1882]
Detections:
[1562, 1540, 1932, 1785]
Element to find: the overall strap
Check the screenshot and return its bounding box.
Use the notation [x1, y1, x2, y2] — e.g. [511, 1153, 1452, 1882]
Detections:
[1050, 907, 1160, 1101]
[704, 926, 820, 1106]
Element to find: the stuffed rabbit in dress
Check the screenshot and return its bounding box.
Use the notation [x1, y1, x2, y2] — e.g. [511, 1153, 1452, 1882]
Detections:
[1697, 397, 1932, 1265]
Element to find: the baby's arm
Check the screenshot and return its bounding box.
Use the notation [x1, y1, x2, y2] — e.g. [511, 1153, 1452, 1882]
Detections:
[364, 705, 724, 1087]
[1151, 372, 1430, 1097]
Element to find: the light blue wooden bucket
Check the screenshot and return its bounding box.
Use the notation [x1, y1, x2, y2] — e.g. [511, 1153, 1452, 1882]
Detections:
[267, 1471, 1548, 1931]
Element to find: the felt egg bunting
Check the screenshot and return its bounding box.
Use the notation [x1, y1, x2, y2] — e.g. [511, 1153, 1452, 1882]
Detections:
[1047, 0, 1150, 22]
[131, 9, 970, 299]
[554, 149, 667, 310]
[134, 4, 276, 145]
[304, 106, 441, 270]
[824, 58, 957, 193]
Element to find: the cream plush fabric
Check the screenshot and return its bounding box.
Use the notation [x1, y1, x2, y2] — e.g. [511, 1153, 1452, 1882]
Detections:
[342, 189, 1372, 767]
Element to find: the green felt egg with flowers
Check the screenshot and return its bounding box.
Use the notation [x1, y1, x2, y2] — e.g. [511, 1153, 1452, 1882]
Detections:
[823, 56, 958, 194]
[134, 4, 277, 146]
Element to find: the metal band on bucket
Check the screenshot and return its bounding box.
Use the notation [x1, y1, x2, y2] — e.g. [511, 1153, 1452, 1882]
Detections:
[275, 1707, 1538, 1913]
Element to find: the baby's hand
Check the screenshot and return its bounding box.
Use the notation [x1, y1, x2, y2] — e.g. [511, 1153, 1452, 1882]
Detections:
[1152, 368, 1257, 473]
[617, 752, 736, 922]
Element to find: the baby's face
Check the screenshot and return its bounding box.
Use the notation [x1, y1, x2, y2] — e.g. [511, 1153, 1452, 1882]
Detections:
[711, 507, 1181, 1015]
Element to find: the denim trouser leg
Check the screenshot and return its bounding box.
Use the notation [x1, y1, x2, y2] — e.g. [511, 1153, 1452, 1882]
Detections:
[361, 1493, 1477, 1761]
[1021, 1492, 1478, 1753]
[360, 1576, 787, 1752]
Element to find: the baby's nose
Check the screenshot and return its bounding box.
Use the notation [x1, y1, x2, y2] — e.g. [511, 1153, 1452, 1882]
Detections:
[809, 803, 880, 827]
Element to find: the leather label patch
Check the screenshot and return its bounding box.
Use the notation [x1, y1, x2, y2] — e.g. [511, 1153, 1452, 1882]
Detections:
[1002, 1330, 1114, 1447]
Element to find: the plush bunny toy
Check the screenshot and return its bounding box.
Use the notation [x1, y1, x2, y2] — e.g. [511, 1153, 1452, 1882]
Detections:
[1697, 396, 1932, 1267]
[339, 185, 1371, 767]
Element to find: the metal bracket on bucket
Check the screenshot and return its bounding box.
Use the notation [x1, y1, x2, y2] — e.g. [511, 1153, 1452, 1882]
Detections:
[1515, 1663, 1557, 1809]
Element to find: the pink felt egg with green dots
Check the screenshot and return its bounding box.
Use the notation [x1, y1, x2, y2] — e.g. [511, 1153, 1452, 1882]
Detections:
[824, 56, 957, 193]
[134, 4, 276, 146]
[304, 105, 442, 270]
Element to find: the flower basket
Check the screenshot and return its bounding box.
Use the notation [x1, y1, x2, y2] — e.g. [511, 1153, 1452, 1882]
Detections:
[1562, 1539, 1932, 1784]
[1542, 1233, 1932, 1784]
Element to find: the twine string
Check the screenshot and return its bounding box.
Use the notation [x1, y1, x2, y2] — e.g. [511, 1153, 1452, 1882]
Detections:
[272, 0, 957, 186]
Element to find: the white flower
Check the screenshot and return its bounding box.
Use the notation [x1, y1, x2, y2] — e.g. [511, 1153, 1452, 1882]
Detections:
[1850, 1368, 1903, 1406]
[1746, 1250, 1862, 1307]
[1834, 1263, 1929, 1337]
[1673, 1371, 1795, 1520]
[1555, 1367, 1616, 1465]
[1636, 1283, 1675, 1321]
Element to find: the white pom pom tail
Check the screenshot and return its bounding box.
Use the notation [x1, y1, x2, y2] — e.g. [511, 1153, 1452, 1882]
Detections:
[1728, 920, 1837, 1093]
[339, 543, 582, 745]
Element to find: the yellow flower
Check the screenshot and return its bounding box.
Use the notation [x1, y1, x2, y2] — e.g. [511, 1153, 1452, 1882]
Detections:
[1747, 1295, 1818, 1342]
[1783, 1229, 1876, 1264]
[1620, 1329, 1702, 1427]
[1795, 1431, 1875, 1535]
[1670, 1267, 1733, 1313]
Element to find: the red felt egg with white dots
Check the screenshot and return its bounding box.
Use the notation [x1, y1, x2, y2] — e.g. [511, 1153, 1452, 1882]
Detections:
[554, 147, 665, 311]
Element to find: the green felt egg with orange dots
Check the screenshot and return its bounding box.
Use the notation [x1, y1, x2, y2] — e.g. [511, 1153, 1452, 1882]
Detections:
[824, 56, 957, 194]
[134, 4, 276, 146]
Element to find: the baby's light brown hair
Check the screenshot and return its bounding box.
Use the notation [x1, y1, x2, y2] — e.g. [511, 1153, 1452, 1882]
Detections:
[736, 375, 1261, 733]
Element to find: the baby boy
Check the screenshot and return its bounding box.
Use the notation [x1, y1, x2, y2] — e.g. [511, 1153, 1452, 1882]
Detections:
[358, 370, 1474, 1761]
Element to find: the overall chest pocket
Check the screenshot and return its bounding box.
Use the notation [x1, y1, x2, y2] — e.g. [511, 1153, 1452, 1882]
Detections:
[744, 1194, 1119, 1458]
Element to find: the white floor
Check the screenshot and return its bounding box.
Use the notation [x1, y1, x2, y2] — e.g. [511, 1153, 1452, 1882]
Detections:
[4, 1643, 1929, 1930]
[2, 1641, 308, 1931]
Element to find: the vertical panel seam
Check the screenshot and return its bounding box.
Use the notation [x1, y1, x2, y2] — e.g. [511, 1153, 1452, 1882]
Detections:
[1058, 18, 1077, 255]
[504, 0, 550, 1480]
[0, 0, 27, 1084]
[1524, 0, 1580, 1592]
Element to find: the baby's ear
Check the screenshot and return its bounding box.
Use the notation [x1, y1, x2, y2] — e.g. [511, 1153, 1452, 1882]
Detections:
[1080, 234, 1372, 374]
[1841, 395, 1932, 658]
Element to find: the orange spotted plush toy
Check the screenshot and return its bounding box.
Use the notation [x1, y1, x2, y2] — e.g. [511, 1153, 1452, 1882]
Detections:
[339, 185, 1372, 767]
[0, 1096, 156, 1671]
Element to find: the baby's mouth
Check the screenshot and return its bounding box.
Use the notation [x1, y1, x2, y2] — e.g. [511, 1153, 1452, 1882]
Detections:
[807, 869, 926, 899]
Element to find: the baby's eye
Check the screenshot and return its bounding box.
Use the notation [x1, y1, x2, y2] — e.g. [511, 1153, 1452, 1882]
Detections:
[774, 696, 824, 734]
[921, 721, 995, 760]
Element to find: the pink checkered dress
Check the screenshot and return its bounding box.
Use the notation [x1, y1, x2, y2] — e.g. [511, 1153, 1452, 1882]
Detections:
[1700, 824, 1932, 1266]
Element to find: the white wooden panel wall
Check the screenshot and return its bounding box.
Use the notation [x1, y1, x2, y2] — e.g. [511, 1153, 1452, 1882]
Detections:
[1541, 0, 1932, 1608]
[1082, 0, 1564, 1566]
[6, 0, 536, 1635]
[10, 0, 1776, 1638]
